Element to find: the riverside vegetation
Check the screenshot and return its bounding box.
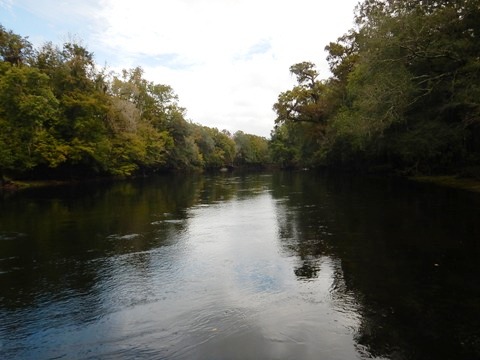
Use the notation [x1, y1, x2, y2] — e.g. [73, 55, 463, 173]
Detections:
[0, 27, 269, 184]
[270, 0, 480, 176]
[1, 0, 480, 184]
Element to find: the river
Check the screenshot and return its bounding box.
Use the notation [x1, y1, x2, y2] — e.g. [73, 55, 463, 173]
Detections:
[0, 172, 479, 359]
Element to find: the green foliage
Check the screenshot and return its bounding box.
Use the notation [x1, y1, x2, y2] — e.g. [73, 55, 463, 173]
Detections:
[192, 125, 236, 169]
[0, 25, 33, 65]
[273, 62, 330, 126]
[233, 131, 270, 166]
[0, 64, 63, 174]
[387, 121, 465, 174]
[269, 124, 298, 168]
[271, 0, 480, 175]
[0, 26, 268, 181]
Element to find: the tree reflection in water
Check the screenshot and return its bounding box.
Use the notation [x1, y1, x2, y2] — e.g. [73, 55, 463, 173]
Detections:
[0, 172, 479, 359]
[271, 171, 480, 360]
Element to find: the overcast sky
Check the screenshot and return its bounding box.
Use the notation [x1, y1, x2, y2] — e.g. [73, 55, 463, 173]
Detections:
[0, 0, 359, 137]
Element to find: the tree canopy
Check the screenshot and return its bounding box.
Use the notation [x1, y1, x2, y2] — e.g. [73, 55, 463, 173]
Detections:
[270, 0, 480, 175]
[0, 25, 270, 182]
[4, 0, 479, 182]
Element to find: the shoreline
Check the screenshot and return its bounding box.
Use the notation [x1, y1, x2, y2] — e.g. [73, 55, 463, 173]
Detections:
[410, 175, 480, 193]
[0, 178, 117, 192]
[3, 173, 480, 194]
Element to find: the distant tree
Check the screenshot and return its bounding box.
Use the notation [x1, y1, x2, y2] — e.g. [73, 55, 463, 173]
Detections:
[233, 131, 270, 166]
[191, 125, 236, 169]
[0, 25, 275, 182]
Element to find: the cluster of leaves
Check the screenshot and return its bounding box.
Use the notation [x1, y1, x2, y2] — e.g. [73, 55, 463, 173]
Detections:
[271, 0, 480, 175]
[0, 25, 270, 181]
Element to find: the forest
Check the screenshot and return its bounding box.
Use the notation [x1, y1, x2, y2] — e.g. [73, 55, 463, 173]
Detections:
[271, 0, 480, 176]
[1, 0, 480, 184]
[0, 26, 269, 183]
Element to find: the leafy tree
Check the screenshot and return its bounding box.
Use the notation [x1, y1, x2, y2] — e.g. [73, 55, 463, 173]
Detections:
[0, 64, 63, 179]
[269, 124, 298, 168]
[214, 129, 236, 166]
[0, 25, 33, 65]
[272, 62, 333, 168]
[0, 25, 275, 182]
[273, 62, 330, 126]
[234, 131, 270, 166]
[191, 125, 236, 169]
[272, 0, 480, 174]
[32, 41, 112, 175]
[106, 67, 176, 175]
[343, 0, 480, 172]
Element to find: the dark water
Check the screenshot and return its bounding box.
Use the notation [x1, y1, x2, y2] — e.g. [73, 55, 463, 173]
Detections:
[0, 172, 479, 359]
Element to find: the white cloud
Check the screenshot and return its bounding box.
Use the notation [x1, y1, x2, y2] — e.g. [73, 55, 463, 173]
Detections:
[0, 0, 13, 9]
[7, 0, 360, 136]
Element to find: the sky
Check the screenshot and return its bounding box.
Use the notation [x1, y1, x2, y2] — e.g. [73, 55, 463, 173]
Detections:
[0, 0, 359, 137]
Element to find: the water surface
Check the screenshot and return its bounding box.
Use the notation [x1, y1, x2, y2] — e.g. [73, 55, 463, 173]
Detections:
[1, 172, 479, 359]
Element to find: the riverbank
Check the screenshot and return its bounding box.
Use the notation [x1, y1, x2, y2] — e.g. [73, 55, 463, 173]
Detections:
[4, 172, 480, 194]
[410, 175, 480, 193]
[0, 178, 114, 192]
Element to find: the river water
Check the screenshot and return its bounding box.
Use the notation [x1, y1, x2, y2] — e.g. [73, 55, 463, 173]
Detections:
[0, 172, 479, 359]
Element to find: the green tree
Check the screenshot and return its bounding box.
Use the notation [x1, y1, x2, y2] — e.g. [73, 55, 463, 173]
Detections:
[0, 64, 63, 180]
[272, 62, 333, 168]
[0, 25, 33, 65]
[191, 125, 236, 169]
[289, 0, 480, 173]
[33, 41, 112, 176]
[214, 129, 236, 166]
[106, 67, 176, 175]
[340, 0, 480, 172]
[273, 62, 330, 126]
[233, 131, 270, 166]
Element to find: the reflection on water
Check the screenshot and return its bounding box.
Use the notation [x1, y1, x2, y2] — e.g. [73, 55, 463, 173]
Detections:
[0, 172, 479, 359]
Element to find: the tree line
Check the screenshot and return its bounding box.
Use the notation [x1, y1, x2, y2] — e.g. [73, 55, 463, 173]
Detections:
[0, 25, 270, 183]
[2, 0, 480, 183]
[271, 0, 480, 176]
